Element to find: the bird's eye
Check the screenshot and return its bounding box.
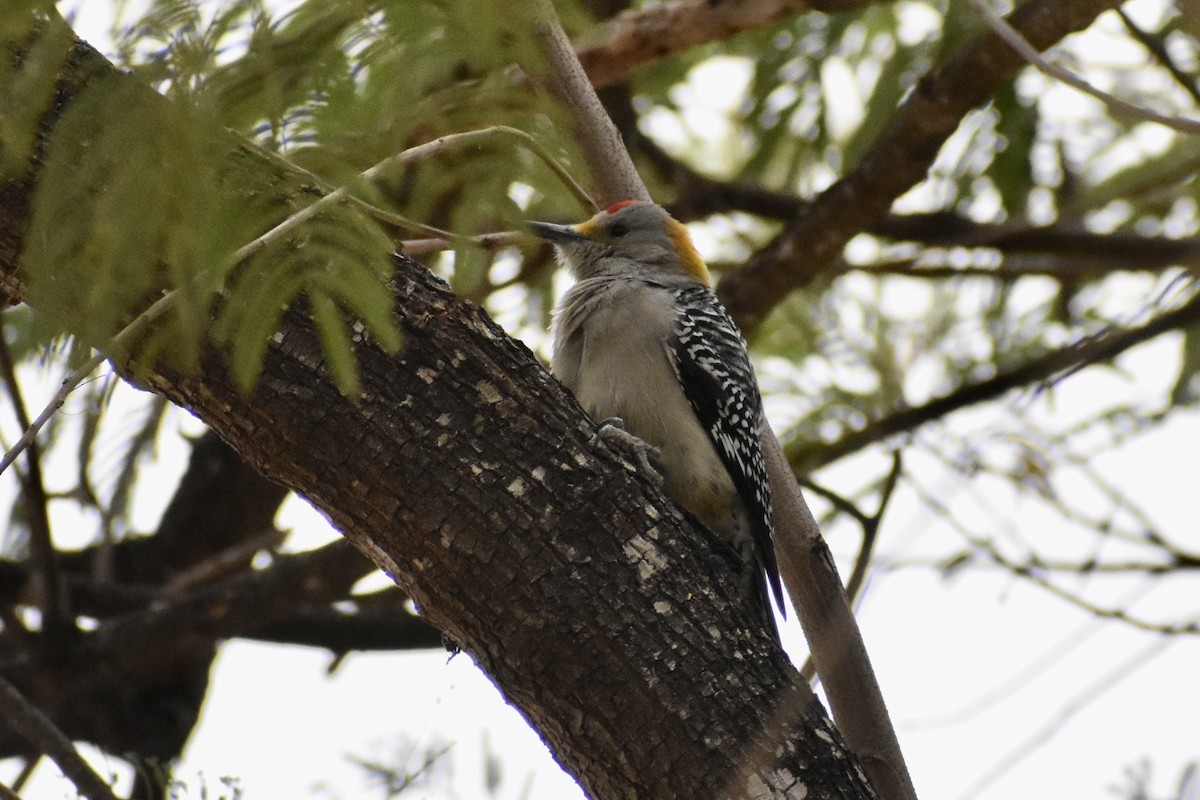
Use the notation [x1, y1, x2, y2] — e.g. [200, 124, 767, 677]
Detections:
[610, 223, 629, 238]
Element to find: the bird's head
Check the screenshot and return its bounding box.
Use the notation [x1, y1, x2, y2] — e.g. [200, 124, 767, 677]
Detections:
[529, 200, 710, 284]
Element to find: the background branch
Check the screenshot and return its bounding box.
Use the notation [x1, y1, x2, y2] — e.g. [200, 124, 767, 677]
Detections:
[788, 286, 1200, 472]
[966, 0, 1200, 133]
[717, 0, 1124, 331]
[0, 673, 119, 800]
[0, 324, 63, 633]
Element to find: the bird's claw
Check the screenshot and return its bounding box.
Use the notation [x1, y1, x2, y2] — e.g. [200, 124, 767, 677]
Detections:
[595, 417, 664, 484]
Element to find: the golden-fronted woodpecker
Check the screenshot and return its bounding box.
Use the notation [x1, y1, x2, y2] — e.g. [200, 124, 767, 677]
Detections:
[530, 200, 784, 632]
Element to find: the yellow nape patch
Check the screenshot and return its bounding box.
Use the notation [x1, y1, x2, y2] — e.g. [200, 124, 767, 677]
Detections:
[667, 220, 710, 284]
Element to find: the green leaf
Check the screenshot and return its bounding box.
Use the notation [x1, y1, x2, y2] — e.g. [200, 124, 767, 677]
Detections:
[24, 72, 233, 358]
[0, 8, 72, 179]
[990, 83, 1038, 216]
[212, 197, 400, 393]
[1171, 322, 1200, 406]
[216, 257, 310, 394]
[309, 290, 361, 397]
[1072, 141, 1200, 212]
[204, 0, 364, 132]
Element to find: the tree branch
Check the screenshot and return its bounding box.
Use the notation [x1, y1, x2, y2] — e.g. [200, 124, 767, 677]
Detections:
[521, 0, 649, 204]
[577, 0, 900, 88]
[717, 0, 1125, 332]
[1117, 8, 1200, 106]
[763, 429, 915, 800]
[579, 0, 825, 89]
[966, 0, 1200, 133]
[653, 140, 1200, 278]
[0, 673, 119, 800]
[789, 286, 1200, 472]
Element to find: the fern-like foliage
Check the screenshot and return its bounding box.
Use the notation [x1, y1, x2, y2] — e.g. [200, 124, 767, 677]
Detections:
[9, 0, 589, 395]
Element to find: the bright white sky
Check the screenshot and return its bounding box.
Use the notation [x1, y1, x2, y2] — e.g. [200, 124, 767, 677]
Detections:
[5, 2, 1199, 799]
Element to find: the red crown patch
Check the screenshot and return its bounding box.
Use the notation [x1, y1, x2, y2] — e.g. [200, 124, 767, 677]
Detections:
[604, 200, 641, 214]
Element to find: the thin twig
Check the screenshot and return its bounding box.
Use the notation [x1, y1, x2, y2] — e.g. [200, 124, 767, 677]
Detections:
[899, 552, 1196, 575]
[0, 292, 174, 478]
[788, 286, 1200, 471]
[252, 125, 595, 219]
[954, 637, 1174, 800]
[360, 126, 595, 215]
[1117, 8, 1200, 106]
[10, 758, 36, 793]
[0, 673, 120, 800]
[1007, 565, 1200, 634]
[907, 475, 1200, 635]
[238, 128, 589, 264]
[842, 451, 902, 606]
[899, 605, 1112, 728]
[801, 477, 873, 528]
[163, 527, 286, 595]
[399, 231, 524, 257]
[967, 0, 1200, 134]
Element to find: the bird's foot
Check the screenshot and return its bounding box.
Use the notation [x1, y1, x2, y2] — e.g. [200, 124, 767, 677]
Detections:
[595, 417, 664, 485]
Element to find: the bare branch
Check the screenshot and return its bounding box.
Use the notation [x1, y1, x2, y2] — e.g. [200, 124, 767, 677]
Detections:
[799, 451, 902, 606]
[0, 293, 174, 480]
[906, 476, 1200, 636]
[789, 286, 1200, 472]
[399, 231, 524, 258]
[654, 135, 1200, 280]
[1117, 8, 1200, 106]
[957, 637, 1174, 800]
[580, 0, 818, 89]
[795, 451, 901, 683]
[162, 528, 286, 595]
[902, 552, 1198, 576]
[520, 0, 649, 205]
[763, 429, 918, 800]
[966, 0, 1200, 134]
[0, 674, 119, 800]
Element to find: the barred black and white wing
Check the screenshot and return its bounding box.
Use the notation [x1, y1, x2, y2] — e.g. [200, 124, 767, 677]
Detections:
[667, 284, 784, 615]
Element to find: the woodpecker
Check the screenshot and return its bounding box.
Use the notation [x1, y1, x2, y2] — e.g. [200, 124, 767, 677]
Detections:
[530, 200, 784, 631]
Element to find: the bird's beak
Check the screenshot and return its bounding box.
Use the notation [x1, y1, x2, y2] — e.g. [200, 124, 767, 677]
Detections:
[529, 220, 590, 244]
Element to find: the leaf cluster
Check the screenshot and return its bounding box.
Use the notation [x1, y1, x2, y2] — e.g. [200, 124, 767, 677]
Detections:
[6, 0, 594, 396]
